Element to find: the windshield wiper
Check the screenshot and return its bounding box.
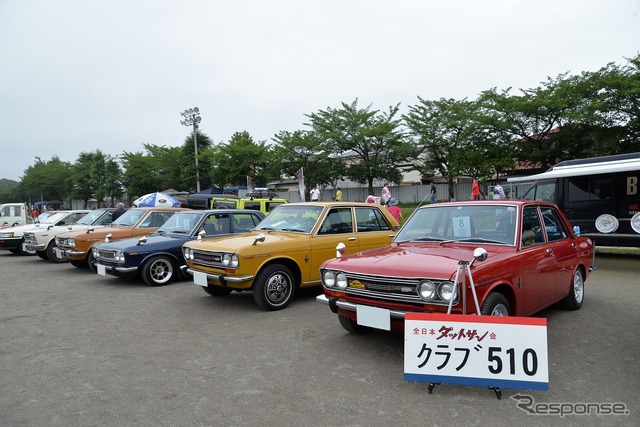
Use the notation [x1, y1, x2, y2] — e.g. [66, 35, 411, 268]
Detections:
[441, 237, 506, 245]
[257, 226, 275, 231]
[279, 228, 306, 232]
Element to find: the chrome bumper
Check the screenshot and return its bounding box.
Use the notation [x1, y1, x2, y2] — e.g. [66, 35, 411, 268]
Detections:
[25, 244, 46, 251]
[186, 268, 254, 283]
[315, 294, 408, 320]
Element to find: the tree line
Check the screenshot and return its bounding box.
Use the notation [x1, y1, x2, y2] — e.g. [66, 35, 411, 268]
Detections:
[1, 54, 638, 205]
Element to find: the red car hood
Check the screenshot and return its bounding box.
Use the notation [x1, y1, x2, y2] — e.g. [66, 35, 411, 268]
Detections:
[323, 243, 513, 280]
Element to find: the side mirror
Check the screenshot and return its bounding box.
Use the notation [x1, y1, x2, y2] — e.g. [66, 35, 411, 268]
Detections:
[137, 235, 147, 246]
[252, 233, 266, 245]
[197, 229, 206, 240]
[335, 242, 346, 258]
[471, 247, 488, 267]
[105, 233, 112, 243]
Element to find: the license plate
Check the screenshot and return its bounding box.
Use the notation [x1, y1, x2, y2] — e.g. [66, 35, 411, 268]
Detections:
[193, 271, 208, 287]
[97, 264, 106, 276]
[357, 305, 391, 330]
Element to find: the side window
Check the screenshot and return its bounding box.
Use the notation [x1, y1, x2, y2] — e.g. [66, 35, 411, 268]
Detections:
[355, 207, 391, 232]
[318, 208, 353, 235]
[521, 207, 543, 247]
[266, 202, 285, 212]
[233, 213, 260, 231]
[141, 212, 169, 228]
[243, 202, 261, 211]
[541, 207, 568, 241]
[99, 212, 114, 225]
[524, 182, 556, 203]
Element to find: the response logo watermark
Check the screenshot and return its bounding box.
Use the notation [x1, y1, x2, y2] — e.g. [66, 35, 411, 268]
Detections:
[511, 394, 630, 417]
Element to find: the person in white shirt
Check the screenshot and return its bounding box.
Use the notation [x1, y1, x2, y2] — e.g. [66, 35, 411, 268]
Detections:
[310, 185, 320, 201]
[492, 184, 507, 200]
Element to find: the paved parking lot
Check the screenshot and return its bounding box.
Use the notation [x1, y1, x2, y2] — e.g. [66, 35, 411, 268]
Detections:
[1, 252, 638, 426]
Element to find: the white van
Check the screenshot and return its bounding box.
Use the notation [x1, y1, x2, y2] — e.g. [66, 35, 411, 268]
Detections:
[0, 203, 29, 227]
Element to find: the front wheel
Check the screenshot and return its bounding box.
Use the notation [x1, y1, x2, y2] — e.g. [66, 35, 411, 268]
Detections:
[87, 252, 98, 273]
[36, 250, 48, 260]
[70, 259, 87, 268]
[339, 314, 368, 334]
[46, 241, 66, 263]
[142, 256, 175, 286]
[562, 269, 584, 310]
[18, 239, 36, 256]
[203, 286, 233, 296]
[253, 264, 296, 311]
[481, 292, 511, 316]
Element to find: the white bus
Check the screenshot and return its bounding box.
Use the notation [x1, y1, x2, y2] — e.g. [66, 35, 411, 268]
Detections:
[508, 152, 640, 247]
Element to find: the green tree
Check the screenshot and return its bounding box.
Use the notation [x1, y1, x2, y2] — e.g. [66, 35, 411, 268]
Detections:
[19, 156, 73, 205]
[306, 99, 417, 194]
[404, 97, 509, 200]
[179, 131, 213, 192]
[205, 131, 275, 189]
[271, 130, 345, 200]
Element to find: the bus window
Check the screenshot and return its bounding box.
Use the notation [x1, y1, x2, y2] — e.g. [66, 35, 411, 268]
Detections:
[524, 181, 556, 203]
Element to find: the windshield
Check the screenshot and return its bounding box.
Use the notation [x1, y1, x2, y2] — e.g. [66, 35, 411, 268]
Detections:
[255, 205, 323, 234]
[39, 212, 68, 224]
[157, 212, 202, 234]
[395, 204, 519, 246]
[75, 209, 108, 225]
[111, 209, 145, 227]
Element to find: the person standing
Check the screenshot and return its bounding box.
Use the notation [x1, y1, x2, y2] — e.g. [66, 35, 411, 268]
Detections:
[430, 182, 437, 203]
[386, 198, 404, 222]
[470, 179, 481, 200]
[310, 185, 320, 201]
[492, 183, 506, 200]
[335, 187, 342, 202]
[381, 183, 391, 205]
[112, 202, 126, 221]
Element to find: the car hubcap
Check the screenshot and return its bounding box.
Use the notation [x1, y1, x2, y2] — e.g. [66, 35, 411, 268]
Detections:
[573, 273, 584, 303]
[151, 260, 172, 284]
[491, 304, 509, 316]
[266, 273, 290, 305]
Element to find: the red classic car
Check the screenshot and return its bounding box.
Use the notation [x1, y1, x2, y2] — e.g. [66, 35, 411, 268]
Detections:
[317, 200, 596, 333]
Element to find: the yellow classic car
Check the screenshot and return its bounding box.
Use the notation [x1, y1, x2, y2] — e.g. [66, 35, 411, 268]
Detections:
[182, 202, 400, 311]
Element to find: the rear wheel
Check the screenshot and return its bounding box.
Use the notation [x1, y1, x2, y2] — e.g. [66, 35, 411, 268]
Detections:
[562, 269, 584, 310]
[253, 264, 296, 311]
[142, 256, 175, 286]
[481, 292, 511, 316]
[339, 314, 368, 334]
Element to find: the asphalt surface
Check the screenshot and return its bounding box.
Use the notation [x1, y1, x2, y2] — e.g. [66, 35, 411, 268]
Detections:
[1, 251, 638, 427]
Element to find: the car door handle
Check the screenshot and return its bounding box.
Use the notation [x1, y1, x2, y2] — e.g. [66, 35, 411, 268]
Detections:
[348, 237, 356, 241]
[546, 248, 553, 254]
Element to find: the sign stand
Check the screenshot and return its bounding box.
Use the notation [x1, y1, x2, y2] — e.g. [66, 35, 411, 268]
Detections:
[430, 258, 502, 400]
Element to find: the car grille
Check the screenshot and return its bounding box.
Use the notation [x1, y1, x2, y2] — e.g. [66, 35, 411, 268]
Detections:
[23, 232, 36, 244]
[191, 249, 224, 268]
[94, 249, 118, 262]
[340, 272, 455, 306]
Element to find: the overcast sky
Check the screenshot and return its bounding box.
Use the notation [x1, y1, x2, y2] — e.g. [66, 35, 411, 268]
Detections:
[1, 0, 639, 182]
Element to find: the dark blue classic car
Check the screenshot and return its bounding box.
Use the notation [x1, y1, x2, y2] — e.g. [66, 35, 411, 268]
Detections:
[92, 209, 265, 286]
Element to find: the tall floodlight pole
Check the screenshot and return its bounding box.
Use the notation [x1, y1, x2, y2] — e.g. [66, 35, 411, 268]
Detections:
[180, 107, 202, 192]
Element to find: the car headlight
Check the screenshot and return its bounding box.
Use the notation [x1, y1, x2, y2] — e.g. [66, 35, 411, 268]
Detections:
[183, 247, 193, 261]
[335, 272, 348, 290]
[418, 280, 437, 301]
[115, 251, 124, 262]
[323, 270, 336, 288]
[438, 281, 457, 302]
[222, 253, 239, 268]
[229, 254, 239, 268]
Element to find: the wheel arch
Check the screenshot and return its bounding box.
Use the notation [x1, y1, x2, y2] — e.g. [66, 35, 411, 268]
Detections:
[256, 257, 302, 289]
[481, 283, 517, 315]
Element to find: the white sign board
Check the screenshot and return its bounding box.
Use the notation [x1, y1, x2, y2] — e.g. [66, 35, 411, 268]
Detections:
[404, 313, 548, 391]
